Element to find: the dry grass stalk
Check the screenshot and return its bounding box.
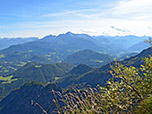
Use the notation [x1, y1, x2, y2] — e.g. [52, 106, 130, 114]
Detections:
[35, 102, 48, 114]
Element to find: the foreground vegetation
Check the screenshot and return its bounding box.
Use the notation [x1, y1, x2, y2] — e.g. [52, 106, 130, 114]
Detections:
[53, 55, 152, 114]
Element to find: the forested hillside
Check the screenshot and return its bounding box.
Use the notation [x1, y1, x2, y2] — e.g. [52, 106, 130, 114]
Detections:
[0, 62, 74, 100]
[0, 32, 151, 114]
[63, 49, 111, 67]
[0, 82, 62, 114]
[56, 47, 152, 88]
[0, 46, 151, 114]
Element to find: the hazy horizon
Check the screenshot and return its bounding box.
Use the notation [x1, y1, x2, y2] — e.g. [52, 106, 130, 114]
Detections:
[0, 31, 150, 39]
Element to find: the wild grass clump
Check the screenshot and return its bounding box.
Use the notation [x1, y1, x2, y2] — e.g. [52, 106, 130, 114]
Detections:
[52, 56, 152, 114]
[52, 87, 104, 114]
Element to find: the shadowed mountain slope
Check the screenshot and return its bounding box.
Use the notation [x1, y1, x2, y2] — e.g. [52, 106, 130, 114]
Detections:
[62, 49, 111, 67]
[0, 62, 74, 100]
[56, 47, 152, 88]
[0, 81, 62, 114]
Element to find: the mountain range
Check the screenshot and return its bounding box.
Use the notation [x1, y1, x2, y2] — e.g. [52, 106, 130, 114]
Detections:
[0, 37, 38, 50]
[93, 35, 148, 49]
[56, 47, 152, 88]
[0, 32, 151, 113]
[0, 32, 149, 65]
[0, 46, 151, 114]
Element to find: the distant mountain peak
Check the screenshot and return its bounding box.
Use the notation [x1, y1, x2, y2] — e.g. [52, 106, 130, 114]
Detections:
[41, 34, 56, 41]
[64, 31, 75, 37]
[66, 31, 74, 35]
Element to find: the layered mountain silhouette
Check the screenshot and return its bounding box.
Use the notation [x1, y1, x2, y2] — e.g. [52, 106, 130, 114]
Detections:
[0, 47, 151, 114]
[94, 35, 148, 49]
[0, 32, 151, 114]
[0, 62, 73, 100]
[0, 32, 147, 65]
[63, 49, 111, 67]
[0, 32, 103, 64]
[0, 37, 38, 50]
[56, 47, 152, 88]
[128, 41, 150, 52]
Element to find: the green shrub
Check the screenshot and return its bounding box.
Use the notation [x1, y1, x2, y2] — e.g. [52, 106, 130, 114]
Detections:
[54, 56, 152, 114]
[136, 95, 152, 114]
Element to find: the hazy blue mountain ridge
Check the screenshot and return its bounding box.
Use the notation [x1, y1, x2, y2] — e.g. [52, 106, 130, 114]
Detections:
[0, 33, 149, 65]
[128, 41, 150, 52]
[0, 37, 38, 50]
[56, 47, 152, 88]
[94, 35, 148, 49]
[0, 32, 103, 64]
[62, 49, 111, 67]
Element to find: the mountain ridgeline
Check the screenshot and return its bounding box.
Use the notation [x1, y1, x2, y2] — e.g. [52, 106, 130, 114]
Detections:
[0, 32, 148, 65]
[0, 37, 38, 50]
[56, 47, 152, 88]
[0, 32, 151, 113]
[0, 32, 102, 64]
[0, 46, 151, 114]
[62, 49, 111, 67]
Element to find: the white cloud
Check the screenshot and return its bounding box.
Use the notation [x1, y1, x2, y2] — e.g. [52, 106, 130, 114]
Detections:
[42, 9, 97, 17]
[111, 0, 152, 20]
[1, 0, 152, 37]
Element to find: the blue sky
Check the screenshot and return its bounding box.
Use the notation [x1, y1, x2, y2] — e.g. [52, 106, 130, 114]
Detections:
[0, 0, 152, 38]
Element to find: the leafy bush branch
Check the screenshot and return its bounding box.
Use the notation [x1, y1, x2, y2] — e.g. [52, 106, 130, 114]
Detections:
[53, 56, 152, 114]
